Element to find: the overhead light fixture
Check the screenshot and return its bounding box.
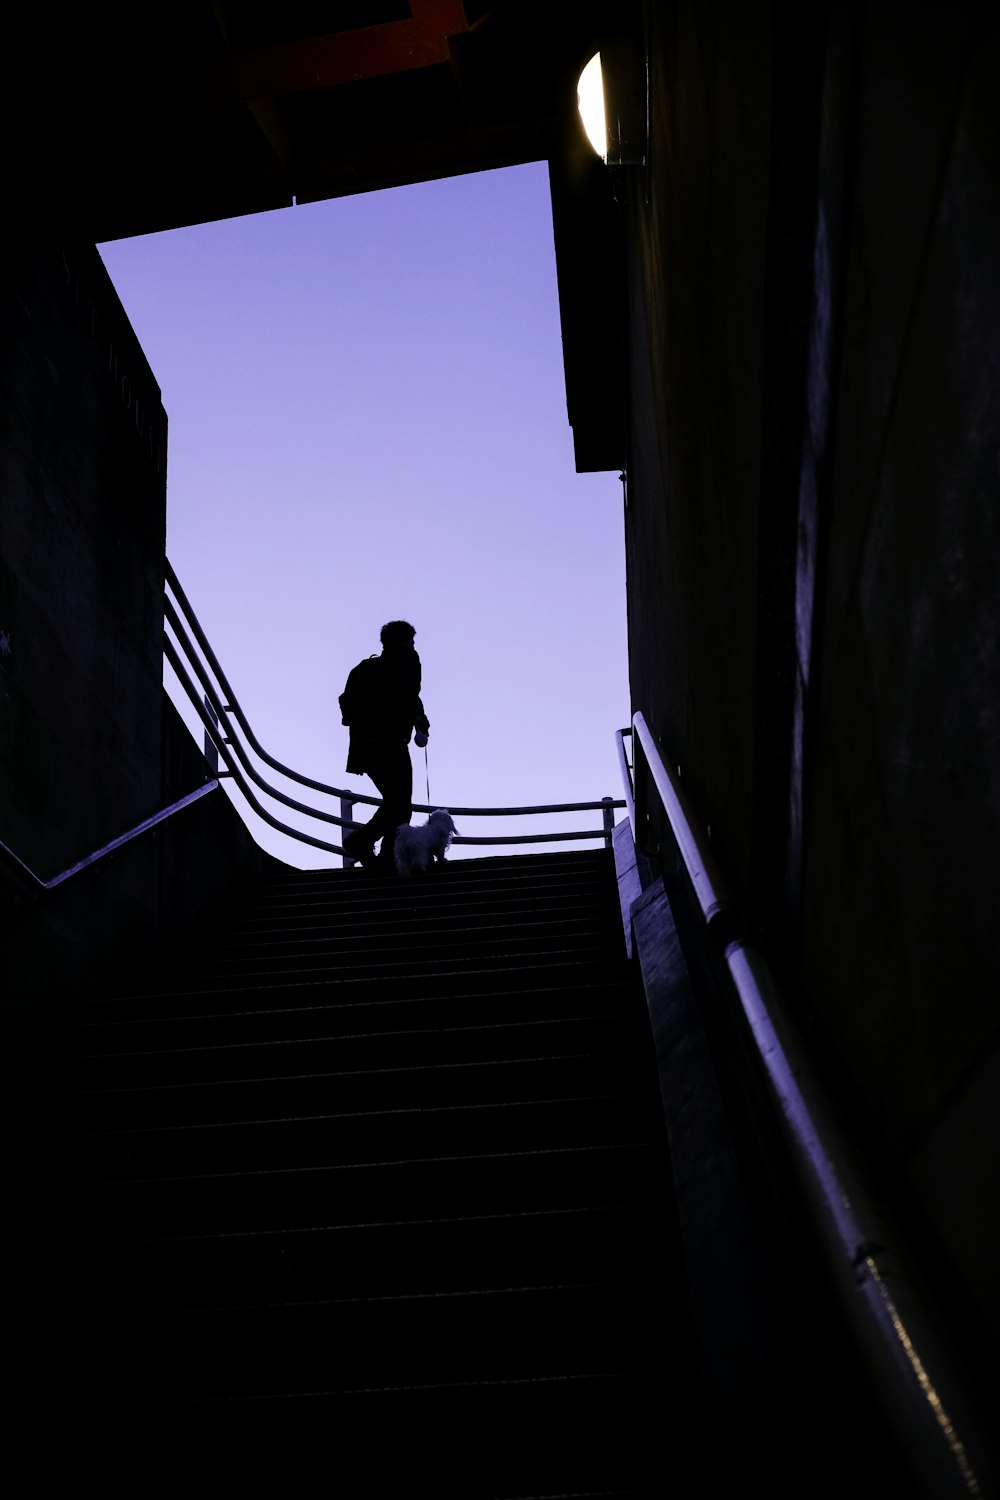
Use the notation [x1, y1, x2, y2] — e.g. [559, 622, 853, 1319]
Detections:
[577, 53, 608, 161]
[577, 40, 646, 171]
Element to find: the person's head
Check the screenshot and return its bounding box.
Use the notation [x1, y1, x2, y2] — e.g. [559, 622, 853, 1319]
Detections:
[380, 620, 416, 653]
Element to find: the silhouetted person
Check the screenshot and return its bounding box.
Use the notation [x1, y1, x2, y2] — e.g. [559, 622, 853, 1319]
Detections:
[340, 620, 430, 871]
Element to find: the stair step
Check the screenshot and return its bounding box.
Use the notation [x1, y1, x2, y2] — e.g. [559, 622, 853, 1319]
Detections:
[80, 1364, 672, 1498]
[43, 1012, 635, 1088]
[266, 848, 614, 886]
[229, 888, 617, 928]
[207, 913, 620, 963]
[58, 1047, 649, 1130]
[25, 967, 635, 1032]
[118, 1199, 670, 1306]
[107, 952, 628, 1002]
[146, 1280, 645, 1400]
[259, 861, 615, 901]
[173, 942, 621, 989]
[6, 845, 695, 1487]
[60, 1090, 660, 1180]
[32, 983, 634, 1059]
[87, 1140, 662, 1239]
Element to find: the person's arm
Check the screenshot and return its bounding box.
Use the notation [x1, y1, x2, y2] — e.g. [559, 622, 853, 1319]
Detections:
[413, 693, 430, 743]
[411, 653, 429, 738]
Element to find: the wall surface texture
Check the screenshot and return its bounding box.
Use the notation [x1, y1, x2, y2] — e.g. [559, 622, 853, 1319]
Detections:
[621, 0, 1000, 1347]
[0, 248, 282, 1003]
[0, 245, 168, 879]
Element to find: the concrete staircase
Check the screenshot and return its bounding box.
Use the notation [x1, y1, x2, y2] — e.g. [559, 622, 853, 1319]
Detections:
[9, 849, 700, 1495]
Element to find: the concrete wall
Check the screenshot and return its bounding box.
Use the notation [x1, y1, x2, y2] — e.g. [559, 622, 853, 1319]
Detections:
[0, 246, 286, 1003]
[623, 0, 772, 895]
[801, 0, 1000, 1340]
[0, 244, 168, 878]
[2, 695, 285, 1004]
[620, 0, 1000, 1344]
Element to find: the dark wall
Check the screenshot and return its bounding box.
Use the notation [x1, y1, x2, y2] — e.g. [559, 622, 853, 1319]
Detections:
[2, 696, 285, 1005]
[619, 0, 1000, 1340]
[0, 246, 286, 1004]
[801, 1, 1000, 1335]
[0, 245, 168, 878]
[623, 0, 772, 892]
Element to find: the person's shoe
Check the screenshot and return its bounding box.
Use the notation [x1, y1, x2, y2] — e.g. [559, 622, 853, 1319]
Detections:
[343, 829, 376, 868]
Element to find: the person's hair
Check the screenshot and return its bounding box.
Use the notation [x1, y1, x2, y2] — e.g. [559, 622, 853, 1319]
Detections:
[380, 619, 416, 649]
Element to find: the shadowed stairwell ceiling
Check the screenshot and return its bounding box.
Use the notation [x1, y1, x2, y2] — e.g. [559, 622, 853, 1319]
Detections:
[10, 1, 609, 242]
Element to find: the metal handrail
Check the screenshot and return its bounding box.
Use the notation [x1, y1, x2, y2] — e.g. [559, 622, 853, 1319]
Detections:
[614, 723, 635, 838]
[164, 561, 624, 857]
[618, 712, 991, 1499]
[630, 713, 734, 930]
[0, 780, 220, 894]
[166, 559, 348, 802]
[164, 634, 348, 856]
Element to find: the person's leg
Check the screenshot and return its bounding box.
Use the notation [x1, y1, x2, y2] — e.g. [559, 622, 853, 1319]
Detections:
[365, 742, 413, 866]
[342, 826, 377, 865]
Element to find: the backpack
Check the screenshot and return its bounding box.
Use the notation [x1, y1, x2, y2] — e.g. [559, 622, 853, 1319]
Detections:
[339, 655, 382, 727]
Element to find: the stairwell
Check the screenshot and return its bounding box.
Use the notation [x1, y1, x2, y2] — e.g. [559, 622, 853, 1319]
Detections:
[9, 848, 701, 1495]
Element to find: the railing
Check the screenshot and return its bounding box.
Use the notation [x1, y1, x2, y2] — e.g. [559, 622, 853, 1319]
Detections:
[164, 559, 624, 864]
[617, 713, 991, 1500]
[0, 780, 220, 895]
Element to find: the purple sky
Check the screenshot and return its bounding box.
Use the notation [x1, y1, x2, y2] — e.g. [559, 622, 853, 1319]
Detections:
[98, 162, 629, 867]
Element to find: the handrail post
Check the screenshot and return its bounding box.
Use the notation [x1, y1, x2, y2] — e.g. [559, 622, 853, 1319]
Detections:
[340, 796, 355, 868]
[602, 796, 615, 849]
[632, 726, 654, 858]
[615, 728, 636, 844]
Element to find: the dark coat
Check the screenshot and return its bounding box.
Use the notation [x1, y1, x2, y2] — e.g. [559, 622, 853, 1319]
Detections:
[340, 647, 429, 775]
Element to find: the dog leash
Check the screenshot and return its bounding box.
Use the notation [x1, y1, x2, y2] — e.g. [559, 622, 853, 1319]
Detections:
[423, 745, 431, 808]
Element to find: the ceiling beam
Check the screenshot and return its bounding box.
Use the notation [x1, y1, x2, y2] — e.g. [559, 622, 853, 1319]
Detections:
[166, 10, 475, 109]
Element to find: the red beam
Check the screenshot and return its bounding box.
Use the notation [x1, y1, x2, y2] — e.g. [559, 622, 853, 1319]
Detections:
[167, 11, 474, 108]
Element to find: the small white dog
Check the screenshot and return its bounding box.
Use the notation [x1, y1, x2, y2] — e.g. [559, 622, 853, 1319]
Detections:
[394, 810, 458, 875]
